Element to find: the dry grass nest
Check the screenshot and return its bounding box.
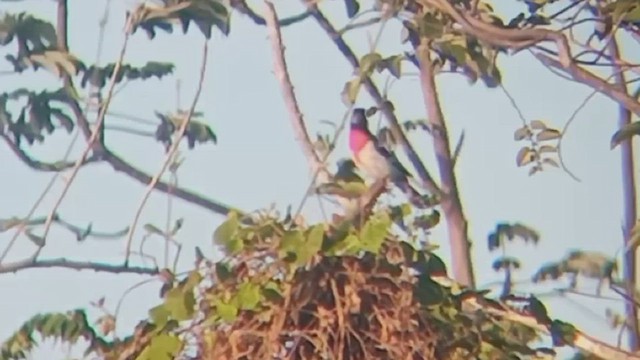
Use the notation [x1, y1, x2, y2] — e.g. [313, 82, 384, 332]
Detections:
[195, 240, 538, 360]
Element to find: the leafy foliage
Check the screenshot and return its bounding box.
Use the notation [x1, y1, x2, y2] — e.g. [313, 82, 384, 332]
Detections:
[488, 222, 540, 251]
[0, 309, 137, 360]
[196, 211, 550, 359]
[79, 62, 175, 89]
[0, 88, 75, 146]
[0, 13, 83, 77]
[154, 111, 217, 151]
[2, 205, 570, 359]
[514, 120, 562, 176]
[129, 0, 231, 39]
[532, 250, 618, 294]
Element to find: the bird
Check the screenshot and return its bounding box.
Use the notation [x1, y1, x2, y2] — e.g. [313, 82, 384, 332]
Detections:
[348, 108, 428, 208]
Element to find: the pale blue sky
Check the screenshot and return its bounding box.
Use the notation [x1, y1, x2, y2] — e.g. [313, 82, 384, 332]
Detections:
[0, 0, 636, 358]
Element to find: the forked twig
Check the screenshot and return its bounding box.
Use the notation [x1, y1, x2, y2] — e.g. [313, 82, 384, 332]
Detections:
[35, 15, 134, 259]
[123, 40, 210, 266]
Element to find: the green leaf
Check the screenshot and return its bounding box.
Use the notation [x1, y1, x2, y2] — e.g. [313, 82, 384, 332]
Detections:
[538, 145, 556, 154]
[529, 120, 547, 130]
[49, 108, 74, 133]
[516, 147, 535, 167]
[611, 121, 640, 149]
[262, 281, 283, 302]
[359, 52, 382, 76]
[215, 262, 233, 282]
[297, 224, 324, 264]
[279, 229, 304, 262]
[383, 55, 403, 79]
[342, 78, 361, 105]
[536, 128, 561, 141]
[344, 0, 360, 18]
[625, 5, 640, 22]
[440, 41, 467, 64]
[513, 126, 530, 141]
[148, 304, 171, 328]
[413, 211, 440, 231]
[234, 282, 261, 310]
[326, 233, 361, 256]
[413, 273, 445, 306]
[213, 299, 238, 322]
[213, 211, 242, 254]
[144, 223, 164, 235]
[360, 213, 391, 253]
[164, 287, 195, 321]
[136, 333, 182, 360]
[550, 320, 577, 347]
[419, 13, 444, 38]
[186, 120, 217, 149]
[491, 256, 521, 271]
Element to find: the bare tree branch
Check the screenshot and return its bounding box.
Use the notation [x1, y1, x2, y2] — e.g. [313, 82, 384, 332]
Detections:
[1, 134, 98, 171]
[231, 0, 311, 27]
[608, 36, 640, 351]
[103, 151, 236, 215]
[263, 2, 334, 190]
[0, 257, 158, 275]
[536, 54, 640, 116]
[415, 41, 475, 288]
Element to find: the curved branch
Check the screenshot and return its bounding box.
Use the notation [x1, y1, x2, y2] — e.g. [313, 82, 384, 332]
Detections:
[0, 257, 158, 275]
[418, 0, 640, 115]
[537, 53, 640, 116]
[103, 150, 237, 216]
[231, 0, 312, 27]
[1, 134, 98, 171]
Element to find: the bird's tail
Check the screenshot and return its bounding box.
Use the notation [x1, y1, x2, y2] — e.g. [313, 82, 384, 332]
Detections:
[393, 179, 429, 209]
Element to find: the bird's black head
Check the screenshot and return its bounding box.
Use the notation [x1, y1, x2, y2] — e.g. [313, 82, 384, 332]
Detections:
[350, 108, 368, 129]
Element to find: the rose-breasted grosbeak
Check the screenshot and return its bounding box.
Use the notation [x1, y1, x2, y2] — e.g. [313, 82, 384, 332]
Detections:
[349, 108, 427, 208]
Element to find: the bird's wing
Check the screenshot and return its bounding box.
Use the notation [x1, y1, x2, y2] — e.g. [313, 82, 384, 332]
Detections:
[376, 144, 412, 178]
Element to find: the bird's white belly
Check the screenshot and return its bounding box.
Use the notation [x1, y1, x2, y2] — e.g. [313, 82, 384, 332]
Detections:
[354, 142, 390, 180]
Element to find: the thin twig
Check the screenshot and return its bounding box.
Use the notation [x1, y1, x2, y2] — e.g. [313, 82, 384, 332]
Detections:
[0, 0, 113, 264]
[0, 257, 158, 275]
[1, 134, 98, 171]
[263, 1, 352, 218]
[123, 40, 210, 266]
[36, 17, 134, 257]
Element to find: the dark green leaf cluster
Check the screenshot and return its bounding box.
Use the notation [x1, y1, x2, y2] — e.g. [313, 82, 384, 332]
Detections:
[0, 13, 83, 76]
[532, 250, 617, 287]
[130, 0, 231, 39]
[154, 111, 217, 151]
[0, 310, 111, 360]
[0, 88, 74, 146]
[401, 3, 503, 88]
[488, 222, 540, 252]
[79, 62, 175, 88]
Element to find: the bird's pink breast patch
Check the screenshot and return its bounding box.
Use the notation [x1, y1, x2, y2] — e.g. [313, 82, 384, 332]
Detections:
[349, 129, 371, 154]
